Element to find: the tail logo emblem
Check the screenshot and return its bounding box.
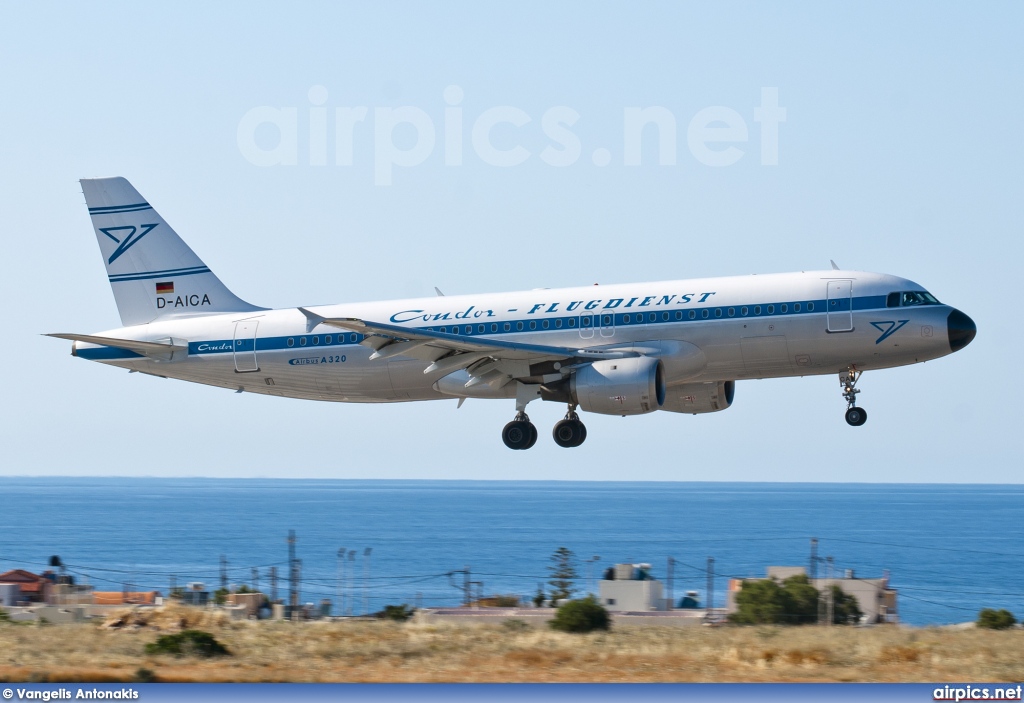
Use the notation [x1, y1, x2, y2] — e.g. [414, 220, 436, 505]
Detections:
[99, 224, 159, 264]
[870, 320, 910, 344]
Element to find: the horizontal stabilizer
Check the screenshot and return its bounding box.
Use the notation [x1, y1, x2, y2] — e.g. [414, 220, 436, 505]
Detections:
[46, 333, 187, 361]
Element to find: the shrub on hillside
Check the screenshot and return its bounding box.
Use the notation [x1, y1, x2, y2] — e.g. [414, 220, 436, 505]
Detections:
[977, 608, 1016, 630]
[731, 575, 859, 625]
[145, 629, 230, 657]
[548, 596, 610, 633]
[379, 604, 416, 622]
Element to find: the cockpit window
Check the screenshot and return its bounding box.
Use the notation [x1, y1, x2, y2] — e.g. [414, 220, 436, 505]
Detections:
[887, 290, 940, 307]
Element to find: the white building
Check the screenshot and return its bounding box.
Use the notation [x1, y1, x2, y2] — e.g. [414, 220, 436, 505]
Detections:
[726, 566, 898, 624]
[598, 563, 666, 612]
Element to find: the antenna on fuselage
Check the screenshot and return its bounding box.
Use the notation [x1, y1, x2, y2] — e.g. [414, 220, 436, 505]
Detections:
[434, 287, 445, 297]
[830, 260, 840, 270]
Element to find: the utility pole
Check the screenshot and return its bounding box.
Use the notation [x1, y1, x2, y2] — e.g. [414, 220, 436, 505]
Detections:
[288, 530, 298, 620]
[269, 566, 278, 603]
[667, 557, 675, 611]
[810, 538, 818, 581]
[363, 547, 372, 616]
[170, 574, 177, 598]
[342, 548, 350, 618]
[706, 557, 715, 621]
[826, 556, 835, 627]
[252, 567, 259, 594]
[347, 550, 356, 616]
[585, 555, 601, 596]
[220, 555, 228, 592]
[446, 568, 472, 607]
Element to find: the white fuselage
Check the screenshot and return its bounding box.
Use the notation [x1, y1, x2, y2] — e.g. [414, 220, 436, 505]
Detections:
[72, 270, 967, 405]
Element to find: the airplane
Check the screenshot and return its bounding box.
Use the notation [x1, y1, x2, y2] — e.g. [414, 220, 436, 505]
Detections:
[49, 177, 977, 450]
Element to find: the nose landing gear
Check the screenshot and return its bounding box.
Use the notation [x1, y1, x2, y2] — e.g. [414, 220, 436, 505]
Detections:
[840, 367, 867, 426]
[552, 405, 587, 448]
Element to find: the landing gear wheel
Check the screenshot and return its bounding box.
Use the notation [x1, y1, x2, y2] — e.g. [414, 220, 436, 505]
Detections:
[525, 422, 538, 449]
[553, 419, 586, 448]
[845, 407, 867, 427]
[502, 419, 537, 450]
[553, 405, 588, 448]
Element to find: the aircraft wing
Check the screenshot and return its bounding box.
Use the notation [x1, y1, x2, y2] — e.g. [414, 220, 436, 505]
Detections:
[298, 309, 638, 382]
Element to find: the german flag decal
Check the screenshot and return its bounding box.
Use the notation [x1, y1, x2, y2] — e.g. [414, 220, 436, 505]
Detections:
[155, 281, 174, 294]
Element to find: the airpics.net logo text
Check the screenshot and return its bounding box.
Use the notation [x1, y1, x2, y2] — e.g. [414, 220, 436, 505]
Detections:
[236, 86, 786, 185]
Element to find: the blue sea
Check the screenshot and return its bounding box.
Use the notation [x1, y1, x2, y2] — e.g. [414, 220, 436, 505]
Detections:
[1, 479, 1020, 625]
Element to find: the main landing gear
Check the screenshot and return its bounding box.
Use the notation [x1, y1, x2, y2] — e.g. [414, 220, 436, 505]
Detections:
[840, 367, 867, 426]
[501, 409, 589, 450]
[502, 412, 538, 450]
[552, 406, 587, 448]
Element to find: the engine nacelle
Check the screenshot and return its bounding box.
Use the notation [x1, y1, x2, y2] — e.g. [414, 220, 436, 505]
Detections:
[660, 381, 735, 414]
[570, 357, 666, 416]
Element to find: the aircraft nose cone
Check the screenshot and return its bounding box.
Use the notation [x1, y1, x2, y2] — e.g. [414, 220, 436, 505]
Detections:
[947, 309, 976, 352]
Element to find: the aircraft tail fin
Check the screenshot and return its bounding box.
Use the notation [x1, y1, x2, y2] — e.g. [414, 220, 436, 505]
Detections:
[80, 177, 261, 327]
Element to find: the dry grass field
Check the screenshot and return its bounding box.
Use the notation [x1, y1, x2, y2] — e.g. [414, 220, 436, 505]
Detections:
[1, 606, 1022, 683]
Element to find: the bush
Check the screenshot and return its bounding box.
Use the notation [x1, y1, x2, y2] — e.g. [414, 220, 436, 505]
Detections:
[829, 585, 863, 625]
[379, 604, 415, 622]
[549, 596, 610, 633]
[145, 629, 230, 657]
[501, 618, 531, 632]
[730, 575, 857, 625]
[134, 667, 158, 683]
[978, 608, 1017, 630]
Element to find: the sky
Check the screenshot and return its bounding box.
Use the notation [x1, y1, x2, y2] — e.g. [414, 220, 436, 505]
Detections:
[1, 2, 1021, 481]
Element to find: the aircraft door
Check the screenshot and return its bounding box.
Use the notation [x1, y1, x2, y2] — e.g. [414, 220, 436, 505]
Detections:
[599, 312, 615, 338]
[233, 320, 259, 372]
[826, 280, 853, 332]
[579, 314, 595, 339]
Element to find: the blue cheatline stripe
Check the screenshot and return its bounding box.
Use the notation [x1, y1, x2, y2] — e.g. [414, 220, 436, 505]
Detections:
[177, 294, 896, 357]
[109, 265, 210, 282]
[109, 268, 211, 283]
[88, 202, 152, 214]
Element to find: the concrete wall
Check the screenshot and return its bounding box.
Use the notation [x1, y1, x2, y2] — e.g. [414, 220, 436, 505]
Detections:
[0, 584, 20, 607]
[599, 580, 665, 611]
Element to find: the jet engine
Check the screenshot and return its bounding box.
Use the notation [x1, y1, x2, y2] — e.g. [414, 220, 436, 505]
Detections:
[660, 380, 735, 414]
[570, 357, 666, 416]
